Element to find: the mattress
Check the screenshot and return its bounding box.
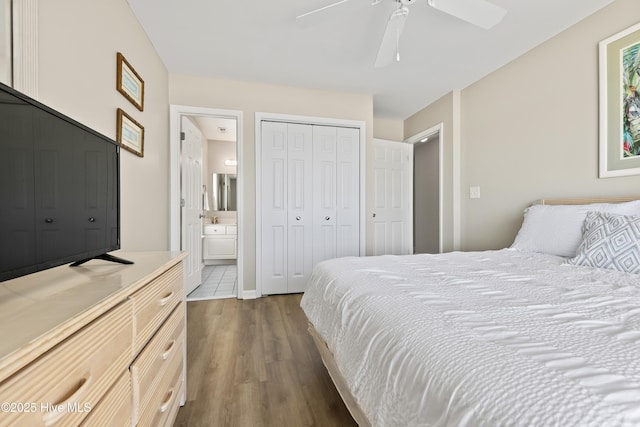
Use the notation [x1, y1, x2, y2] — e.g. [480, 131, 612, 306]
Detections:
[300, 249, 640, 426]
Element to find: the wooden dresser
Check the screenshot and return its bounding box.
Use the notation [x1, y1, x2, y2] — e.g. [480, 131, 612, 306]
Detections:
[0, 251, 187, 427]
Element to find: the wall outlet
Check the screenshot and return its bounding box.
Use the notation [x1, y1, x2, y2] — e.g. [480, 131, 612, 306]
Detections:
[469, 186, 481, 199]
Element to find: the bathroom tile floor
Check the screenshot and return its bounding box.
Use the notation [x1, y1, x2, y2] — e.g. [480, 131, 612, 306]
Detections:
[187, 265, 237, 301]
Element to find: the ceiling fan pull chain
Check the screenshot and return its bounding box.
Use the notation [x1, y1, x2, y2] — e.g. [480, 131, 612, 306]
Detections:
[396, 16, 401, 62]
[374, 3, 409, 68]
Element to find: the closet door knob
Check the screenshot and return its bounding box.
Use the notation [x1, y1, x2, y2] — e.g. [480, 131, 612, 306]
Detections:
[296, 216, 301, 221]
[88, 217, 96, 223]
[325, 216, 330, 221]
[45, 218, 53, 224]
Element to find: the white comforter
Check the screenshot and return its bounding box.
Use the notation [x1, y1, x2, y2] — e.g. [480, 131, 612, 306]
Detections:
[300, 249, 640, 427]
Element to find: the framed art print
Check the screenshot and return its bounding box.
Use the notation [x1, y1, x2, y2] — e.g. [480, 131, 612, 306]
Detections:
[117, 108, 144, 157]
[116, 52, 144, 111]
[599, 22, 640, 177]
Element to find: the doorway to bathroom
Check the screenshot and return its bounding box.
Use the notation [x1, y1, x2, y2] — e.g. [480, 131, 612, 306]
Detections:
[169, 105, 243, 301]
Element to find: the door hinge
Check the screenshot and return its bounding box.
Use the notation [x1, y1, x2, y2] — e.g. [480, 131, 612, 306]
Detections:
[180, 132, 185, 141]
[180, 198, 186, 207]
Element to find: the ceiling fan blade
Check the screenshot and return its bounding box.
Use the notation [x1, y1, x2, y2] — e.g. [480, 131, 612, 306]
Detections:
[296, 0, 352, 28]
[374, 6, 409, 68]
[427, 0, 506, 30]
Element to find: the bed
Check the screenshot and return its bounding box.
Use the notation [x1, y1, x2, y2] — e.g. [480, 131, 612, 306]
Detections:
[301, 197, 640, 426]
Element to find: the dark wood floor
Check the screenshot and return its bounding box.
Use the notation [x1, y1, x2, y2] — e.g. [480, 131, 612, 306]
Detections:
[174, 294, 358, 427]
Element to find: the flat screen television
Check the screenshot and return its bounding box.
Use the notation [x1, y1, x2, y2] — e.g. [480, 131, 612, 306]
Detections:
[0, 82, 131, 282]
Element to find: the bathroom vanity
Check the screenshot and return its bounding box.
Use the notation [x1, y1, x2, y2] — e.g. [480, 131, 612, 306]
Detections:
[203, 224, 237, 262]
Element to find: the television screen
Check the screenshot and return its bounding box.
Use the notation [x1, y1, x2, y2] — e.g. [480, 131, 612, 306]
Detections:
[0, 82, 125, 282]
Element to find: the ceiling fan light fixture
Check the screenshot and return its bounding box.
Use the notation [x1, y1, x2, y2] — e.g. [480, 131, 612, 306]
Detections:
[297, 0, 507, 68]
[374, 5, 409, 68]
[427, 0, 506, 30]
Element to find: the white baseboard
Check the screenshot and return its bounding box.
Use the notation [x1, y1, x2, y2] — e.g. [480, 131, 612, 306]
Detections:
[240, 290, 258, 300]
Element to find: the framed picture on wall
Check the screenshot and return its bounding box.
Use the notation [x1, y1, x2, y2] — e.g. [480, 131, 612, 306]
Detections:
[116, 52, 144, 111]
[117, 108, 144, 157]
[599, 22, 640, 177]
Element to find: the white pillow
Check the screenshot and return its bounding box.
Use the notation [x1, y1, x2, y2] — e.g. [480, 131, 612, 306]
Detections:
[565, 211, 640, 273]
[510, 200, 640, 257]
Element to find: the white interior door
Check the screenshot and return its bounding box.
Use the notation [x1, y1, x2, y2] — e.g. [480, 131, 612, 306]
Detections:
[259, 120, 361, 295]
[312, 125, 337, 266]
[261, 121, 288, 295]
[371, 138, 413, 255]
[181, 117, 203, 295]
[261, 121, 314, 295]
[287, 124, 313, 293]
[336, 127, 360, 257]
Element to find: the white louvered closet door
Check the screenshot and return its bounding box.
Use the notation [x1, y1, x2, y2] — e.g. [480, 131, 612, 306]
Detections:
[260, 121, 359, 295]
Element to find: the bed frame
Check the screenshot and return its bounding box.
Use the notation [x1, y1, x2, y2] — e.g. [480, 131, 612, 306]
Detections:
[308, 195, 640, 426]
[308, 323, 372, 427]
[535, 196, 640, 205]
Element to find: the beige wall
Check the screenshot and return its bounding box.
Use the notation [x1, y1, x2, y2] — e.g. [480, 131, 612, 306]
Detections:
[404, 91, 460, 251]
[38, 0, 170, 251]
[208, 140, 237, 176]
[170, 74, 374, 291]
[0, 0, 9, 85]
[459, 0, 640, 251]
[374, 117, 404, 141]
[35, 0, 636, 287]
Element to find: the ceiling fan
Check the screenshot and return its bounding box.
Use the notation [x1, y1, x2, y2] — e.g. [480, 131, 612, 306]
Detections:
[296, 0, 507, 68]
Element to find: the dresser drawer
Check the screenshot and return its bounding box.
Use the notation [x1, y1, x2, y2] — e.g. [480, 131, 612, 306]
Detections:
[137, 336, 184, 427]
[159, 372, 185, 427]
[0, 300, 132, 427]
[131, 302, 185, 424]
[130, 262, 184, 355]
[80, 371, 131, 427]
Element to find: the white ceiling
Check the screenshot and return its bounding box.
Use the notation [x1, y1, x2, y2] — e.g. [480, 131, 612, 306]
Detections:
[193, 116, 237, 141]
[127, 0, 614, 119]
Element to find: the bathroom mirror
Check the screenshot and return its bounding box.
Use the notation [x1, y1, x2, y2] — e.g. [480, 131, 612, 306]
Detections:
[212, 173, 237, 211]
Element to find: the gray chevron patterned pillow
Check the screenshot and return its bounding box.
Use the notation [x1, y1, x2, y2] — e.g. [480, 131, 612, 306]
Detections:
[566, 211, 640, 273]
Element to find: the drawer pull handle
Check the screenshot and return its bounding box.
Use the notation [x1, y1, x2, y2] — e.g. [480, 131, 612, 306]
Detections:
[162, 339, 177, 360]
[42, 372, 92, 426]
[159, 388, 175, 413]
[159, 291, 175, 306]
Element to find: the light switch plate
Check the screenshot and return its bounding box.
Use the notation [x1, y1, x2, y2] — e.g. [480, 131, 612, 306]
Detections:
[469, 186, 481, 199]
